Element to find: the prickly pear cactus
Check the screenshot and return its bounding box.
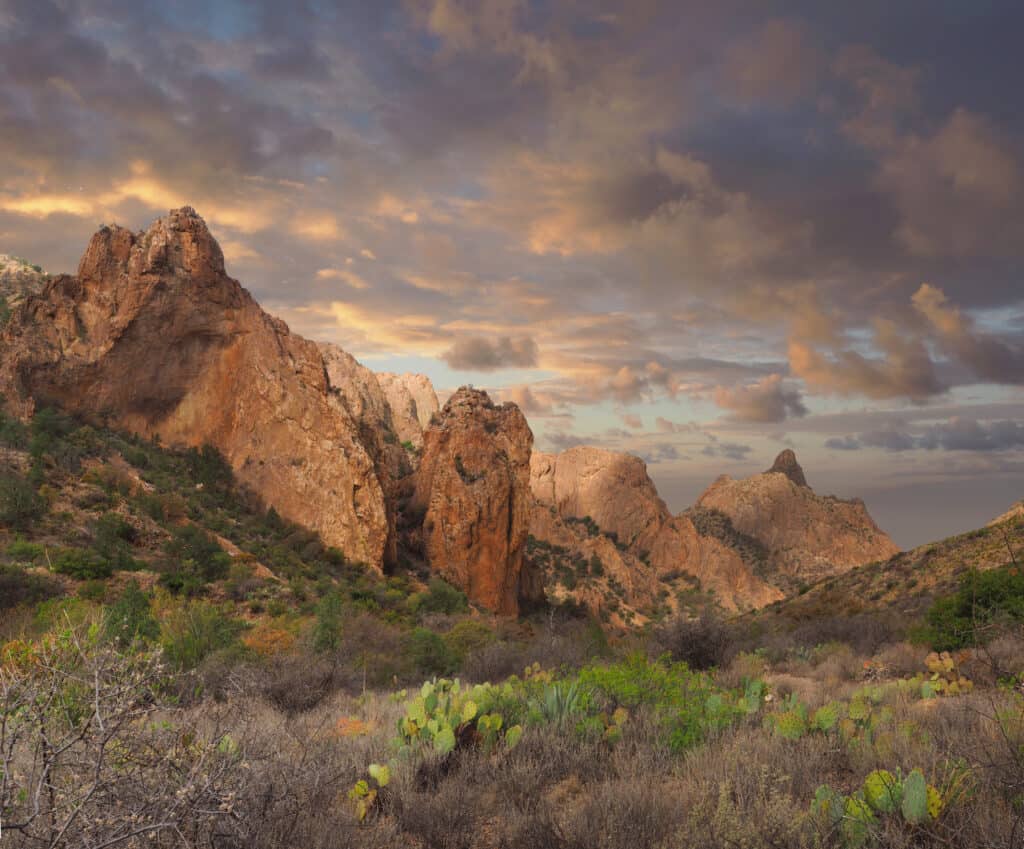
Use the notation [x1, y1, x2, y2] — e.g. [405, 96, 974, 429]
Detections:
[900, 769, 929, 824]
[396, 677, 522, 756]
[923, 651, 973, 697]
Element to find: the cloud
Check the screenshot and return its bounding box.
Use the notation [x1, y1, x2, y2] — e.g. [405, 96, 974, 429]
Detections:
[825, 418, 1024, 453]
[641, 443, 681, 464]
[913, 284, 1024, 384]
[621, 413, 643, 430]
[442, 335, 538, 370]
[701, 440, 753, 461]
[788, 318, 943, 401]
[825, 435, 861, 451]
[713, 374, 807, 423]
[722, 19, 822, 105]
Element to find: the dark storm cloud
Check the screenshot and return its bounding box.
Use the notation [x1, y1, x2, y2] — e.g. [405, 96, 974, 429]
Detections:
[825, 419, 1024, 454]
[442, 336, 539, 371]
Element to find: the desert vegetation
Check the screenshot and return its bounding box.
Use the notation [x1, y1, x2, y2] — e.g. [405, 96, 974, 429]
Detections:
[1, 407, 1022, 847]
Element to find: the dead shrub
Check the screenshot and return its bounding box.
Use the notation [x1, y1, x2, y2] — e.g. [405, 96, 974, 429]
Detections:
[874, 640, 929, 677]
[651, 610, 732, 670]
[559, 778, 682, 849]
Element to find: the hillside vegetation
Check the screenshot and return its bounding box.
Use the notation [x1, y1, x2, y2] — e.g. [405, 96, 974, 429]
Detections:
[1, 404, 1023, 848]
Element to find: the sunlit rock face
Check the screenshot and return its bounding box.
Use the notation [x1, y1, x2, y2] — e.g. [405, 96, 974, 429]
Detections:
[411, 387, 533, 615]
[529, 447, 782, 613]
[695, 450, 900, 587]
[377, 372, 439, 451]
[0, 207, 389, 569]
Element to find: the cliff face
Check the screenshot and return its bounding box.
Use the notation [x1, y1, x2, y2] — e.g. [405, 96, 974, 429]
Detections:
[529, 447, 781, 613]
[0, 208, 389, 568]
[411, 388, 533, 615]
[320, 343, 415, 567]
[377, 372, 440, 450]
[694, 450, 899, 587]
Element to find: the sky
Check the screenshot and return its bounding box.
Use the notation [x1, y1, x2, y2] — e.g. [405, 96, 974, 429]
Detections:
[1, 0, 1023, 548]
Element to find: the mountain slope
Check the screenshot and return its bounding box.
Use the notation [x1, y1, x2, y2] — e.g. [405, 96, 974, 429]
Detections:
[0, 208, 389, 567]
[694, 450, 899, 591]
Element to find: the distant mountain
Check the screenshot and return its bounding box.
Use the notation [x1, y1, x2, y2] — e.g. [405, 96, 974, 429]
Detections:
[758, 497, 1024, 624]
[693, 449, 899, 593]
[525, 446, 896, 623]
[0, 253, 49, 306]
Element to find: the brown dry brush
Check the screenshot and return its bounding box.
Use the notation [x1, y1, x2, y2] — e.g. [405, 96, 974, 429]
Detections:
[0, 631, 244, 849]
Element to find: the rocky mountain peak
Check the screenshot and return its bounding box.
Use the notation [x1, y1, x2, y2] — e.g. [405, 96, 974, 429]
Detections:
[766, 448, 809, 488]
[79, 207, 227, 287]
[0, 208, 388, 568]
[411, 387, 533, 614]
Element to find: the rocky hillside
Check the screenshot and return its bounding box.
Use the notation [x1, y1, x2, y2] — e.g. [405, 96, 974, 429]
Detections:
[528, 447, 780, 619]
[754, 497, 1024, 626]
[694, 449, 899, 591]
[527, 446, 896, 619]
[0, 209, 442, 580]
[0, 254, 49, 307]
[0, 207, 899, 624]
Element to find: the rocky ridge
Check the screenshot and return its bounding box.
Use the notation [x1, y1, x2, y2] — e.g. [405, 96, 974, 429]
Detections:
[410, 388, 533, 615]
[695, 450, 899, 589]
[0, 209, 397, 567]
[377, 372, 439, 450]
[528, 447, 782, 616]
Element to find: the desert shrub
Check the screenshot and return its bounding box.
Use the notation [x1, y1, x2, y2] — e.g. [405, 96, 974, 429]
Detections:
[411, 577, 468, 615]
[51, 546, 113, 579]
[393, 769, 482, 849]
[104, 580, 160, 647]
[0, 469, 44, 529]
[443, 619, 495, 665]
[406, 627, 457, 677]
[924, 565, 1024, 650]
[0, 626, 245, 848]
[260, 651, 341, 714]
[5, 536, 44, 563]
[159, 599, 244, 670]
[652, 610, 732, 670]
[462, 639, 526, 683]
[161, 524, 232, 592]
[875, 641, 930, 678]
[0, 563, 59, 610]
[313, 590, 344, 652]
[560, 777, 682, 849]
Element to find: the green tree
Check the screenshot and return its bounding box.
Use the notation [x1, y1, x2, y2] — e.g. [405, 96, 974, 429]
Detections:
[313, 590, 343, 652]
[0, 470, 45, 530]
[105, 580, 160, 647]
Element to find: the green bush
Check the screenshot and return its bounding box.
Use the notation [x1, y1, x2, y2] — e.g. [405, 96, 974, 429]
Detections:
[406, 627, 457, 677]
[412, 577, 468, 615]
[0, 409, 29, 448]
[0, 470, 45, 530]
[312, 590, 343, 652]
[104, 581, 160, 647]
[0, 563, 60, 610]
[93, 513, 140, 571]
[161, 525, 232, 592]
[577, 654, 755, 751]
[51, 547, 113, 580]
[6, 537, 44, 563]
[160, 600, 244, 670]
[443, 620, 495, 664]
[923, 565, 1024, 649]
